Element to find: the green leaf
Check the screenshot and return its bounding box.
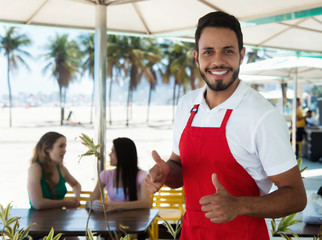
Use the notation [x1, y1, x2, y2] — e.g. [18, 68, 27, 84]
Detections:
[3, 204, 12, 223]
[162, 218, 175, 238]
[12, 232, 19, 240]
[271, 218, 276, 233]
[19, 226, 31, 240]
[291, 232, 300, 239]
[120, 234, 132, 240]
[78, 133, 102, 161]
[175, 217, 181, 230]
[86, 228, 97, 240]
[175, 223, 182, 237]
[279, 232, 290, 239]
[7, 217, 19, 226]
[44, 227, 55, 240]
[80, 133, 93, 145]
[297, 158, 303, 168]
[282, 213, 298, 227]
[52, 233, 63, 240]
[119, 224, 129, 230]
[277, 216, 286, 230]
[300, 166, 308, 173]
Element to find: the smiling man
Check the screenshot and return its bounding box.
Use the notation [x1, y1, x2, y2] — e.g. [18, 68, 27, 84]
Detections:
[145, 11, 307, 239]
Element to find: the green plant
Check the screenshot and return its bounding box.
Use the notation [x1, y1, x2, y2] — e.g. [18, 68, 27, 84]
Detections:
[271, 213, 301, 239]
[42, 228, 63, 240]
[119, 224, 133, 240]
[86, 229, 101, 240]
[79, 133, 114, 239]
[297, 158, 308, 174]
[162, 217, 182, 240]
[79, 133, 134, 240]
[0, 203, 32, 240]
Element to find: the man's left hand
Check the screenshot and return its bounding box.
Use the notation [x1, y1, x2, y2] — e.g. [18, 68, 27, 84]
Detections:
[199, 173, 240, 223]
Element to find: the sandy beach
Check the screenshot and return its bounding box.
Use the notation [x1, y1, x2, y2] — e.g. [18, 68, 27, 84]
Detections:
[0, 105, 175, 208]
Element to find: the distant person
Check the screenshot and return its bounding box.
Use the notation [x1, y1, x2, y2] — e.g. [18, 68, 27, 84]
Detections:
[295, 98, 306, 157]
[66, 110, 81, 126]
[86, 137, 150, 212]
[305, 110, 317, 128]
[27, 132, 81, 210]
[296, 98, 306, 137]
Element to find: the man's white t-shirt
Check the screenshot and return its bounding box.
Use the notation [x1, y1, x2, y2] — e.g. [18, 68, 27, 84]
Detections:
[172, 80, 297, 195]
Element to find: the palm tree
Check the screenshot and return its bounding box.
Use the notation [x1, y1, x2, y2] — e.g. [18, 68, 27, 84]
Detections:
[42, 34, 81, 125]
[78, 33, 123, 126]
[246, 48, 264, 92]
[0, 27, 32, 127]
[115, 35, 159, 126]
[106, 34, 124, 125]
[170, 41, 202, 96]
[161, 40, 202, 121]
[139, 38, 162, 123]
[78, 33, 95, 124]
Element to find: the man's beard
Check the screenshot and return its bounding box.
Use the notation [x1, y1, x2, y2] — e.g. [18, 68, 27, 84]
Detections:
[199, 66, 240, 92]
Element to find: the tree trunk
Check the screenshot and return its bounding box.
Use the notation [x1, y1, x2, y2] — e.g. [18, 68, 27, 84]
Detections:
[146, 83, 152, 123]
[63, 88, 67, 121]
[176, 84, 181, 105]
[59, 87, 64, 126]
[281, 83, 287, 114]
[108, 77, 113, 125]
[126, 80, 131, 127]
[172, 81, 177, 123]
[90, 77, 95, 124]
[7, 55, 12, 128]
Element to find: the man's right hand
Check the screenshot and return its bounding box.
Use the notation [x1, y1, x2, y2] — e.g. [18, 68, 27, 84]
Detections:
[145, 150, 170, 193]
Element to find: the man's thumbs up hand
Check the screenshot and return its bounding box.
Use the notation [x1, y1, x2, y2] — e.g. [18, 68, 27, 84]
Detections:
[212, 173, 225, 192]
[199, 173, 239, 223]
[145, 150, 170, 193]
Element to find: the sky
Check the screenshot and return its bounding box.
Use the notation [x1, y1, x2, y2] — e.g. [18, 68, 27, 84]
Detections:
[0, 23, 94, 97]
[0, 22, 181, 106]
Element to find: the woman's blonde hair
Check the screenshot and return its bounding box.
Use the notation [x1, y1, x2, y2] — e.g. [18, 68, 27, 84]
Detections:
[31, 131, 65, 198]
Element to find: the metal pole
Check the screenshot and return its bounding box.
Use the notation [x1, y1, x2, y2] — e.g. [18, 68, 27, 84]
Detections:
[291, 68, 298, 152]
[94, 4, 107, 173]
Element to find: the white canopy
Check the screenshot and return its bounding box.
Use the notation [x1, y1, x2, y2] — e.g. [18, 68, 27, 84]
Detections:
[241, 56, 322, 150]
[241, 56, 322, 79]
[0, 0, 322, 53]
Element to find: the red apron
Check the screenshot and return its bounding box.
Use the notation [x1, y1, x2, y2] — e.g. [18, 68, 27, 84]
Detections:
[179, 104, 269, 240]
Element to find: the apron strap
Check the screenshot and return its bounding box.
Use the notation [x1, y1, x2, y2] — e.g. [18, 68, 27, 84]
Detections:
[220, 109, 233, 128]
[187, 104, 199, 126]
[188, 105, 232, 128]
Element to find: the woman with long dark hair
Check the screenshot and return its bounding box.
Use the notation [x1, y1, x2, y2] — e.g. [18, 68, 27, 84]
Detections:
[27, 131, 81, 209]
[86, 137, 150, 212]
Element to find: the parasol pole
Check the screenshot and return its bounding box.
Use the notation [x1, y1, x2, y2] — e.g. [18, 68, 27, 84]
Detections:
[291, 67, 298, 152]
[94, 4, 107, 173]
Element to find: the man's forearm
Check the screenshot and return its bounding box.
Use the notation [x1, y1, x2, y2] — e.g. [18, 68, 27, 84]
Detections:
[238, 186, 307, 219]
[165, 159, 183, 188]
[239, 167, 307, 219]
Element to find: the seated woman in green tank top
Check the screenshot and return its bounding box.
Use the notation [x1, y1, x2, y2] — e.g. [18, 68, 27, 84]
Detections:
[27, 132, 82, 210]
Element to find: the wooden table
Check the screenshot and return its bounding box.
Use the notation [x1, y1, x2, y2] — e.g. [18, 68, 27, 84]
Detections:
[284, 222, 321, 237]
[11, 208, 158, 239]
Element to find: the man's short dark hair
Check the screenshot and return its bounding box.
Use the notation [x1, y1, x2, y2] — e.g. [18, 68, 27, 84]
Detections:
[195, 11, 243, 52]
